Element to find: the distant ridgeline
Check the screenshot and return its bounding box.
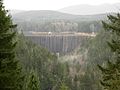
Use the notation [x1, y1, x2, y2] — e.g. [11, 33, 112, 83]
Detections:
[25, 32, 95, 54]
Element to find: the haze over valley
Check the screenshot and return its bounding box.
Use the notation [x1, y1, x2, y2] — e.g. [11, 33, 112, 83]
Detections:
[9, 3, 120, 54]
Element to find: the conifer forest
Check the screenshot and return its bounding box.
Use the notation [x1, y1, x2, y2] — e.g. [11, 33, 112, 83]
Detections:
[0, 0, 120, 90]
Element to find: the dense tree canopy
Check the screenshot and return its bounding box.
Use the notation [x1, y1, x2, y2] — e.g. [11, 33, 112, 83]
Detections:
[0, 0, 24, 89]
[98, 14, 120, 90]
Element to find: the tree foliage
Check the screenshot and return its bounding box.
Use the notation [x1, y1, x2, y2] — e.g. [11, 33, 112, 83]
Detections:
[26, 70, 40, 90]
[0, 0, 24, 89]
[59, 83, 70, 90]
[98, 13, 120, 90]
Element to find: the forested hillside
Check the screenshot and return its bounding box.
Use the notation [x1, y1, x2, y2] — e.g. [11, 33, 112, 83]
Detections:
[11, 10, 108, 33]
[1, 0, 120, 90]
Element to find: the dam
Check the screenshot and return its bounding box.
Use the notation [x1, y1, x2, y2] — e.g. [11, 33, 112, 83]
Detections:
[26, 32, 95, 54]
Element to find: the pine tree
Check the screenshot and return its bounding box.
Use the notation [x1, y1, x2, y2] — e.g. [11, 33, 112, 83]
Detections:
[0, 0, 24, 89]
[98, 13, 120, 90]
[26, 70, 40, 90]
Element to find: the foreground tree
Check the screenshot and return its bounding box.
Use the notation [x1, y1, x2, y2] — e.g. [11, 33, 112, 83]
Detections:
[98, 14, 120, 90]
[0, 0, 24, 89]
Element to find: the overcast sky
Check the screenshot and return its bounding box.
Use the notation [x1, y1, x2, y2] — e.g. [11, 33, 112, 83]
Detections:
[4, 0, 120, 10]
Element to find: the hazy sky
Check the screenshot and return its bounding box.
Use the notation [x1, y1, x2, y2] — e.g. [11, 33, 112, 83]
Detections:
[4, 0, 120, 10]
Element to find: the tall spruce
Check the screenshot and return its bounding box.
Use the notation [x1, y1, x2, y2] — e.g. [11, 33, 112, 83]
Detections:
[98, 13, 120, 90]
[0, 0, 24, 89]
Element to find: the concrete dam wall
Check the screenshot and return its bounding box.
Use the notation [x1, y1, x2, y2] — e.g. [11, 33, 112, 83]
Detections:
[26, 32, 95, 54]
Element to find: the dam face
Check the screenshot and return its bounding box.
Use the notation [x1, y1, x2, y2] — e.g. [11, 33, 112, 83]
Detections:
[26, 32, 95, 54]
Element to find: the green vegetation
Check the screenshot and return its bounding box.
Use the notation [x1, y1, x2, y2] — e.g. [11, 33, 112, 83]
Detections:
[26, 70, 40, 90]
[59, 83, 70, 90]
[98, 14, 120, 90]
[12, 10, 104, 33]
[0, 0, 24, 89]
[1, 0, 120, 90]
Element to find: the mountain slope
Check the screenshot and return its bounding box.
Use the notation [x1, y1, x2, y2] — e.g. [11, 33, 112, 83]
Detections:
[59, 3, 120, 15]
[10, 10, 25, 15]
[12, 10, 79, 21]
[12, 10, 108, 22]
